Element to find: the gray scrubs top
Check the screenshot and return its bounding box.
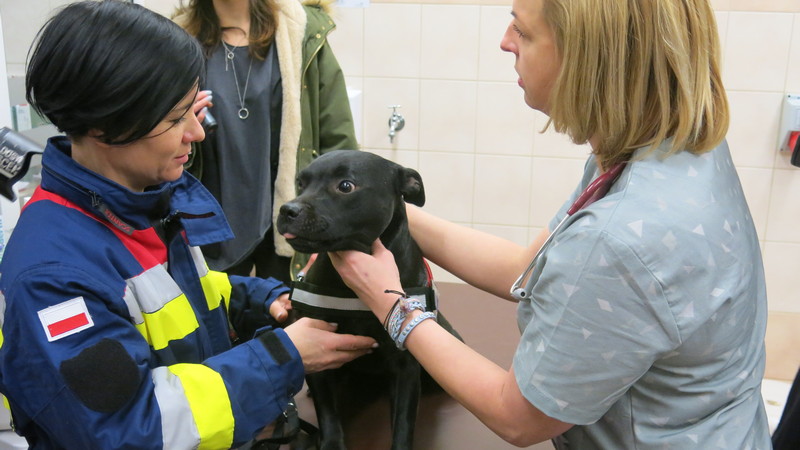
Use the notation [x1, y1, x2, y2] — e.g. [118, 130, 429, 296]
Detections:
[514, 140, 771, 449]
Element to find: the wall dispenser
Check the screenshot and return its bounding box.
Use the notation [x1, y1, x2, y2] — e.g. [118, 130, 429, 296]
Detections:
[779, 93, 800, 153]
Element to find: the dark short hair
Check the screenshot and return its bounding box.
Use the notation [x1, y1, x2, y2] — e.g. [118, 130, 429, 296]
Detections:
[26, 0, 205, 145]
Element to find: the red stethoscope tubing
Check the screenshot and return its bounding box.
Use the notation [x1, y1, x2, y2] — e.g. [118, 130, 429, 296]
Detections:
[510, 162, 627, 300]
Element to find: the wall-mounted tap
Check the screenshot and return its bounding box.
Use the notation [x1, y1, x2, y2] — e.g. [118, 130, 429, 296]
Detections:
[388, 105, 405, 143]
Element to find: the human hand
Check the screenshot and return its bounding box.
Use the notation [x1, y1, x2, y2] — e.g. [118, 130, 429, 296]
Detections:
[284, 317, 378, 373]
[193, 89, 213, 123]
[269, 292, 292, 323]
[328, 239, 403, 320]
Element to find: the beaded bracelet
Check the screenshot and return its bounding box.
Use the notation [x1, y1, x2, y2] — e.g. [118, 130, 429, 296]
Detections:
[387, 300, 425, 341]
[396, 311, 436, 350]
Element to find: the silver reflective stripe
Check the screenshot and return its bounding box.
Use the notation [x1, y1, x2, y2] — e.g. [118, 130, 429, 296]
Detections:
[292, 288, 427, 312]
[124, 265, 183, 314]
[188, 246, 208, 278]
[0, 290, 5, 327]
[152, 366, 201, 450]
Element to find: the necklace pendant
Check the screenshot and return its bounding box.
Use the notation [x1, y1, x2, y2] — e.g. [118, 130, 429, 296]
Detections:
[238, 108, 249, 120]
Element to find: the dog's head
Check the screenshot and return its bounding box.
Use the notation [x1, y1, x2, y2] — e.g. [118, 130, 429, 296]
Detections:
[276, 150, 425, 254]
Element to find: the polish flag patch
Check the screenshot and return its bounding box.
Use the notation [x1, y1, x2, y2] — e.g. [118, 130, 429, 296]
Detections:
[38, 297, 94, 342]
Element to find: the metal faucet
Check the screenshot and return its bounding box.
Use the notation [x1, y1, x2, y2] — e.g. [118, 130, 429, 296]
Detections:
[388, 105, 405, 143]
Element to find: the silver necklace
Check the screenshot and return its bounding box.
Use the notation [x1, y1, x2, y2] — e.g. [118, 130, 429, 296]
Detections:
[220, 41, 253, 120]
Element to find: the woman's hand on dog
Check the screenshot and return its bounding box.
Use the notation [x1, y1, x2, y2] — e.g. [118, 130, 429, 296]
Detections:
[284, 318, 378, 373]
[329, 239, 404, 322]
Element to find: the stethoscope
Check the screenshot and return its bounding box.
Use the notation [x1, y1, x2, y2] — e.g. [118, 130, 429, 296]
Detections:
[510, 162, 627, 301]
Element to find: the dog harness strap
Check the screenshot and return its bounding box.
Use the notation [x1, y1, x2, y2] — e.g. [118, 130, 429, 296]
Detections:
[290, 281, 438, 314]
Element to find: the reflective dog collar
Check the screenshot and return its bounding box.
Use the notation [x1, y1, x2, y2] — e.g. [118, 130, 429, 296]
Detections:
[290, 281, 439, 314]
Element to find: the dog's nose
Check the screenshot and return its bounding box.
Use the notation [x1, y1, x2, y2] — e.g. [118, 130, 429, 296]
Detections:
[280, 202, 303, 219]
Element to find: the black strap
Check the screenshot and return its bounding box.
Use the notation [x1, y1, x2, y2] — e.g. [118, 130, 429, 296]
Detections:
[251, 399, 319, 450]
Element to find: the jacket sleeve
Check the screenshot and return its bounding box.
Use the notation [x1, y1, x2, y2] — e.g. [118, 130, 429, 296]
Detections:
[0, 265, 303, 450]
[227, 273, 291, 341]
[315, 38, 359, 153]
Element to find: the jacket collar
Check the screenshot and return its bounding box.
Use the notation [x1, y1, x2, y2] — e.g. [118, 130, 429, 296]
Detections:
[40, 136, 233, 246]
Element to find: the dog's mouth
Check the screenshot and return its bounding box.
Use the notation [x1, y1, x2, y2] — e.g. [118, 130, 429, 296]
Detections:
[281, 233, 330, 253]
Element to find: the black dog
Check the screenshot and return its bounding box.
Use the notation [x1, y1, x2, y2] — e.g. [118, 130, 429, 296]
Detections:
[276, 150, 460, 450]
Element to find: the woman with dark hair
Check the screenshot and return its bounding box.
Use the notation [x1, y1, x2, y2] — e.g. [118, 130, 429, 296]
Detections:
[0, 1, 375, 448]
[173, 0, 358, 283]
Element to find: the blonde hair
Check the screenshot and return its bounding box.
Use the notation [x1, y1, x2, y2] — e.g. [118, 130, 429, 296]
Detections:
[173, 0, 278, 60]
[543, 0, 729, 168]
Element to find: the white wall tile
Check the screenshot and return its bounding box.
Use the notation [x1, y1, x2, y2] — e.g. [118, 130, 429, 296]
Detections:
[419, 79, 477, 152]
[364, 4, 421, 78]
[362, 77, 419, 150]
[532, 111, 593, 160]
[737, 166, 774, 240]
[763, 241, 800, 313]
[715, 12, 729, 64]
[418, 151, 474, 223]
[723, 12, 793, 92]
[420, 5, 480, 80]
[766, 168, 800, 243]
[726, 91, 784, 167]
[786, 14, 800, 93]
[370, 148, 419, 172]
[473, 154, 531, 226]
[478, 6, 517, 82]
[327, 7, 364, 78]
[475, 82, 536, 157]
[529, 157, 586, 228]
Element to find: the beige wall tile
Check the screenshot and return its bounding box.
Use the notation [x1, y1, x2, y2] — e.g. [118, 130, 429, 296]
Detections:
[729, 0, 800, 13]
[715, 12, 729, 62]
[723, 12, 793, 92]
[362, 77, 420, 150]
[763, 241, 800, 313]
[786, 14, 800, 93]
[370, 149, 420, 176]
[475, 82, 536, 157]
[364, 4, 421, 77]
[727, 91, 785, 167]
[766, 168, 800, 242]
[765, 312, 800, 381]
[532, 111, 593, 160]
[473, 154, 532, 226]
[420, 5, 480, 80]
[327, 7, 365, 78]
[419, 79, 478, 152]
[478, 6, 517, 82]
[418, 151, 475, 222]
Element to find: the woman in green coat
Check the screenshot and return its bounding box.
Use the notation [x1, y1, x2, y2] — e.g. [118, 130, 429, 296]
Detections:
[174, 0, 358, 283]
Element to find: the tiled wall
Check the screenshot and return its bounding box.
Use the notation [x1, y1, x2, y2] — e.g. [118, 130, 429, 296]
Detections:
[2, 0, 799, 378]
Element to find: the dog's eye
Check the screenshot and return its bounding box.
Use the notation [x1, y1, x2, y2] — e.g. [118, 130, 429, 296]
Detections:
[337, 180, 355, 193]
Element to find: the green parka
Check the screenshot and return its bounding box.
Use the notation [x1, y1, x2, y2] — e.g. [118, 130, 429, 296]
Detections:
[184, 0, 358, 274]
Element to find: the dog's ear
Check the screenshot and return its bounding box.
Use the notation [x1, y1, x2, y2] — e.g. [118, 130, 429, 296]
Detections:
[400, 167, 425, 206]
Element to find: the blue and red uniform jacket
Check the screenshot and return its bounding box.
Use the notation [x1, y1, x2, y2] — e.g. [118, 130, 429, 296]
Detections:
[0, 136, 304, 449]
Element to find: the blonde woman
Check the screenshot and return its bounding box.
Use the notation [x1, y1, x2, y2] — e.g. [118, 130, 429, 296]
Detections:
[327, 0, 770, 447]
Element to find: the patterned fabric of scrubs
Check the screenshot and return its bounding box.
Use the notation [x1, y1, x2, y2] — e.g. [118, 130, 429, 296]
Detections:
[513, 140, 771, 449]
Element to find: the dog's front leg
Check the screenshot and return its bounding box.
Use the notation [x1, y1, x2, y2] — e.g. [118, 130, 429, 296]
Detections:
[307, 370, 346, 450]
[388, 354, 422, 450]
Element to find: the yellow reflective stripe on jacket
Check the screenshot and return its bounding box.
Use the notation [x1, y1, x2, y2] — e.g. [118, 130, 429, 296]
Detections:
[188, 246, 232, 311]
[201, 270, 232, 311]
[123, 265, 200, 350]
[168, 364, 234, 450]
